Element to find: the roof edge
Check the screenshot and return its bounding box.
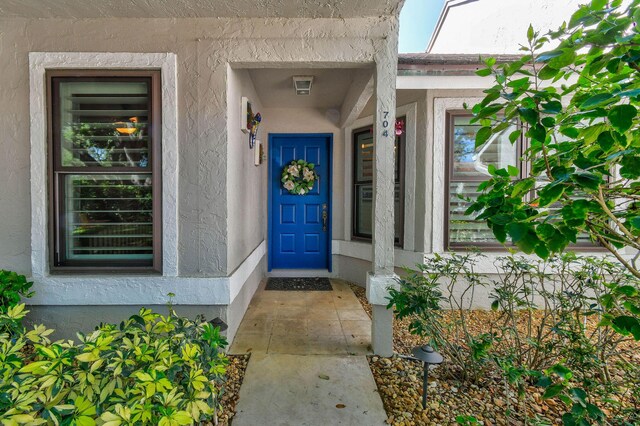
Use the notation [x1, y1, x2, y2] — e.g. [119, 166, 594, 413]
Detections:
[399, 53, 522, 66]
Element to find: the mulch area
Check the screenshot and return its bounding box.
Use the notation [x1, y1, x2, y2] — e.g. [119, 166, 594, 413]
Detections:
[347, 283, 639, 426]
[216, 353, 250, 425]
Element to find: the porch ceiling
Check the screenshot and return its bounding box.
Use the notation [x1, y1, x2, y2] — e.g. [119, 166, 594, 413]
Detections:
[249, 68, 358, 109]
[0, 0, 404, 19]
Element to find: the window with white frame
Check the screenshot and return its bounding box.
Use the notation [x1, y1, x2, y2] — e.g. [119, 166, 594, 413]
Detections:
[445, 110, 599, 251]
[445, 111, 521, 249]
[48, 70, 162, 271]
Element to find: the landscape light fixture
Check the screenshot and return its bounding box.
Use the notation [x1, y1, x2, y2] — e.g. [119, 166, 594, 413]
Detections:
[209, 317, 228, 332]
[411, 344, 444, 409]
[293, 76, 314, 95]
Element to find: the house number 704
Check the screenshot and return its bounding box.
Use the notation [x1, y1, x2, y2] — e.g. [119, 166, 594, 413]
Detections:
[382, 111, 389, 137]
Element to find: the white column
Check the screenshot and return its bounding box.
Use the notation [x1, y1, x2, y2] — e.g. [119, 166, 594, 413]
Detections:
[366, 28, 400, 357]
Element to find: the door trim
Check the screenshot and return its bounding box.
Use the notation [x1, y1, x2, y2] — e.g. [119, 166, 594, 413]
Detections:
[268, 133, 333, 272]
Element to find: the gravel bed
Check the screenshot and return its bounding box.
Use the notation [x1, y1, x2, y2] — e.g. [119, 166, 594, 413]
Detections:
[216, 353, 250, 425]
[347, 283, 638, 426]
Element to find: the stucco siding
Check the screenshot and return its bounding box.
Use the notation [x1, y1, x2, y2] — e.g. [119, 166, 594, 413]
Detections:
[226, 68, 266, 273]
[25, 304, 227, 341]
[0, 16, 394, 280]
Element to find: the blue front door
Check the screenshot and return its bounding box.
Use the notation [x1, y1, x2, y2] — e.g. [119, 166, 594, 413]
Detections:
[269, 134, 331, 270]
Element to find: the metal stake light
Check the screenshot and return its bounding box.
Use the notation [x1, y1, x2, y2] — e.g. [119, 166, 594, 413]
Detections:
[411, 344, 443, 409]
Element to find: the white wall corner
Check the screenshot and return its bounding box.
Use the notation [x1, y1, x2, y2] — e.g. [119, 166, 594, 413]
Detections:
[366, 271, 399, 306]
[340, 68, 374, 128]
[228, 240, 266, 304]
[28, 52, 179, 280]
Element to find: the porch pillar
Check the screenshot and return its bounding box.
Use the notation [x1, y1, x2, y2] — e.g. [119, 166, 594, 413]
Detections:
[366, 31, 399, 357]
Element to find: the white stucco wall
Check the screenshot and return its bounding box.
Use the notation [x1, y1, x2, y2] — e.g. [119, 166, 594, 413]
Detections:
[0, 16, 390, 274]
[0, 15, 396, 315]
[428, 0, 584, 54]
[226, 68, 266, 273]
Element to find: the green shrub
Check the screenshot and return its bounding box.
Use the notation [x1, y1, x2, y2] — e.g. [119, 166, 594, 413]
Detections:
[388, 253, 640, 424]
[0, 270, 34, 335]
[0, 305, 228, 425]
[388, 252, 490, 382]
[0, 270, 34, 311]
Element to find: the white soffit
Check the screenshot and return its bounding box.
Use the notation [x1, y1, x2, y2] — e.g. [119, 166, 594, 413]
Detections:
[0, 0, 403, 19]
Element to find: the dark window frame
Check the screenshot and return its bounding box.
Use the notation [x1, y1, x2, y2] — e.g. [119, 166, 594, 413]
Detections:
[351, 119, 405, 247]
[47, 69, 162, 273]
[444, 110, 603, 252]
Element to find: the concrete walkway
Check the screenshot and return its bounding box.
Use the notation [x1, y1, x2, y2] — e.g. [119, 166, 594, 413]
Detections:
[229, 280, 387, 425]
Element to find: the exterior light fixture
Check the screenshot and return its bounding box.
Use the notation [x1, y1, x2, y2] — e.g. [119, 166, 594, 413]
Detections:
[209, 317, 228, 332]
[293, 76, 314, 95]
[411, 344, 443, 409]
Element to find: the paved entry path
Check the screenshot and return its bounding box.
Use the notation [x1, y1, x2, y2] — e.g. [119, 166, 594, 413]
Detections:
[229, 280, 387, 425]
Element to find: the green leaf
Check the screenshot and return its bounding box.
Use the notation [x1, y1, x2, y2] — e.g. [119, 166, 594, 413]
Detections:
[537, 376, 552, 388]
[475, 126, 492, 148]
[586, 403, 604, 420]
[518, 108, 538, 125]
[623, 301, 640, 315]
[507, 165, 519, 177]
[507, 223, 538, 254]
[569, 5, 590, 28]
[549, 49, 576, 69]
[580, 93, 614, 109]
[620, 156, 640, 179]
[560, 127, 579, 139]
[541, 101, 563, 114]
[538, 184, 564, 207]
[611, 316, 640, 340]
[512, 178, 535, 197]
[527, 24, 534, 42]
[552, 364, 573, 380]
[608, 104, 637, 133]
[528, 125, 547, 143]
[538, 65, 560, 80]
[76, 352, 99, 363]
[571, 172, 601, 190]
[618, 88, 640, 98]
[597, 131, 615, 151]
[543, 384, 565, 399]
[76, 416, 97, 426]
[507, 77, 530, 89]
[509, 129, 522, 144]
[534, 244, 550, 259]
[489, 214, 513, 225]
[629, 217, 640, 230]
[475, 68, 493, 77]
[536, 50, 564, 62]
[615, 285, 638, 297]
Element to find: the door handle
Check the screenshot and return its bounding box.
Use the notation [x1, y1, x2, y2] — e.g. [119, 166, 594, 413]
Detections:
[322, 204, 328, 232]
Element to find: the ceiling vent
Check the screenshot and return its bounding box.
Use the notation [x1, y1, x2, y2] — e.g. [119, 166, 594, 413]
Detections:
[293, 76, 314, 95]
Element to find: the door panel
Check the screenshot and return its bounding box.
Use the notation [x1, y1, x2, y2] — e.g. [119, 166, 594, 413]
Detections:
[269, 134, 331, 270]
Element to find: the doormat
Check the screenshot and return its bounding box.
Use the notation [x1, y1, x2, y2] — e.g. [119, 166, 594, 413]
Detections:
[265, 277, 332, 291]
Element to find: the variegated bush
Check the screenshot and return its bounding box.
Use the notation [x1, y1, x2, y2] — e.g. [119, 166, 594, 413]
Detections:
[0, 304, 228, 425]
